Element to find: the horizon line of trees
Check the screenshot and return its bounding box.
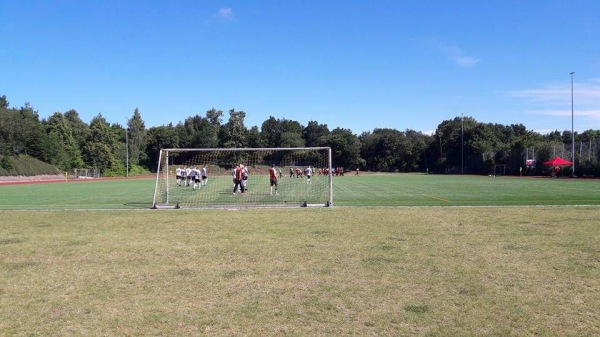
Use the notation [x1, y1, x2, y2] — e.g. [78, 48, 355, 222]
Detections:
[2, 94, 600, 177]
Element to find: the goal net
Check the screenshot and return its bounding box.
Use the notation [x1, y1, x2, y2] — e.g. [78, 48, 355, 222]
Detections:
[152, 147, 333, 208]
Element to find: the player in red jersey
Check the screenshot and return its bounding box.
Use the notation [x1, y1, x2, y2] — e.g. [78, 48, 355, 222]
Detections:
[269, 164, 279, 196]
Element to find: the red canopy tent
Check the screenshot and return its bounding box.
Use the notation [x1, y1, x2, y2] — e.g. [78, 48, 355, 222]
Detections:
[542, 157, 573, 166]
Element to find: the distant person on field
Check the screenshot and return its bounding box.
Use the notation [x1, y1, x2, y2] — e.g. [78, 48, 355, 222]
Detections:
[232, 167, 237, 188]
[270, 164, 279, 195]
[290, 167, 294, 178]
[355, 167, 359, 176]
[192, 167, 201, 190]
[553, 166, 560, 178]
[201, 165, 208, 186]
[176, 167, 182, 186]
[233, 164, 245, 194]
[241, 164, 249, 192]
[185, 167, 192, 186]
[306, 165, 313, 184]
[181, 167, 188, 186]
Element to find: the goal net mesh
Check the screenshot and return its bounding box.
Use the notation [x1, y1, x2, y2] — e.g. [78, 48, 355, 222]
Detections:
[152, 147, 332, 208]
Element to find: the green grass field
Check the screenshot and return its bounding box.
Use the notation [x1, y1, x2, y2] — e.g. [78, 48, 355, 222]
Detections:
[1, 173, 600, 210]
[1, 174, 599, 335]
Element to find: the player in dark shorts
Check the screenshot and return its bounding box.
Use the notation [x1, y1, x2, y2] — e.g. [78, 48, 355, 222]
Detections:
[176, 167, 182, 186]
[201, 166, 208, 186]
[270, 164, 279, 195]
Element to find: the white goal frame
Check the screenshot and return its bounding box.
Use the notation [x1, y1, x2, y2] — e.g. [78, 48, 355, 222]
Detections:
[152, 147, 333, 208]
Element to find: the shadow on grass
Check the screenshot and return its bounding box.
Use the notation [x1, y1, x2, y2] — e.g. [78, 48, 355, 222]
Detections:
[123, 202, 153, 209]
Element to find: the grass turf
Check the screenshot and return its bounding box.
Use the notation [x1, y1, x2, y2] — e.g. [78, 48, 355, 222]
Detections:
[1, 173, 600, 210]
[1, 174, 599, 335]
[1, 208, 598, 335]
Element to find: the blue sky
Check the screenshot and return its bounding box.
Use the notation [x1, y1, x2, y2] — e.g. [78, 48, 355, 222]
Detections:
[2, 0, 599, 135]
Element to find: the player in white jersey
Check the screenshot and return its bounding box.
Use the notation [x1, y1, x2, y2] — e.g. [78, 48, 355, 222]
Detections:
[305, 166, 313, 184]
[175, 167, 182, 186]
[181, 167, 188, 186]
[185, 167, 192, 186]
[241, 165, 249, 191]
[191, 167, 201, 190]
[201, 166, 208, 186]
[232, 167, 237, 188]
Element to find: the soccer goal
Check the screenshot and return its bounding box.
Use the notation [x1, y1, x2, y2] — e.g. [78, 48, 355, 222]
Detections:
[152, 147, 333, 208]
[73, 168, 101, 179]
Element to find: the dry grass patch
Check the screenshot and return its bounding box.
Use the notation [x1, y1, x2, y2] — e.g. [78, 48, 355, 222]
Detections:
[1, 207, 598, 335]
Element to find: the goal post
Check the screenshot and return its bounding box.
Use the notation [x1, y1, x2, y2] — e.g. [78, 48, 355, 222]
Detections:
[152, 147, 333, 208]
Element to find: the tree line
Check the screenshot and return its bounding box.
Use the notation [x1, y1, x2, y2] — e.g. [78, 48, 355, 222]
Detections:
[2, 94, 600, 177]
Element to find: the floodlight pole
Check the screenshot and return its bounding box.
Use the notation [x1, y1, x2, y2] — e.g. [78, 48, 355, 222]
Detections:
[461, 113, 464, 174]
[126, 127, 129, 178]
[570, 72, 575, 178]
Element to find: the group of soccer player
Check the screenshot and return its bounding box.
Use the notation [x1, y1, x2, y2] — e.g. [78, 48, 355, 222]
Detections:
[317, 167, 344, 176]
[291, 166, 342, 177]
[232, 164, 313, 196]
[175, 163, 317, 196]
[175, 166, 207, 190]
[287, 166, 314, 184]
[288, 166, 313, 180]
[232, 163, 250, 194]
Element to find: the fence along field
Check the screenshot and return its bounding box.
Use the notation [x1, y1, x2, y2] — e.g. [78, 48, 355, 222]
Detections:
[0, 174, 599, 334]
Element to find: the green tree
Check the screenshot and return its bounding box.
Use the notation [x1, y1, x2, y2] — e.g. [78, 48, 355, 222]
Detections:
[18, 103, 48, 160]
[205, 108, 223, 147]
[0, 95, 8, 109]
[109, 123, 128, 175]
[145, 124, 180, 170]
[303, 121, 330, 147]
[504, 124, 537, 174]
[83, 114, 117, 172]
[221, 109, 247, 148]
[260, 116, 304, 148]
[280, 131, 305, 148]
[127, 108, 147, 166]
[578, 129, 600, 143]
[246, 126, 263, 148]
[326, 128, 363, 169]
[434, 116, 475, 173]
[359, 129, 400, 171]
[359, 128, 425, 172]
[178, 114, 218, 148]
[0, 105, 17, 155]
[260, 116, 280, 147]
[403, 129, 433, 172]
[43, 112, 84, 170]
[64, 110, 90, 151]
